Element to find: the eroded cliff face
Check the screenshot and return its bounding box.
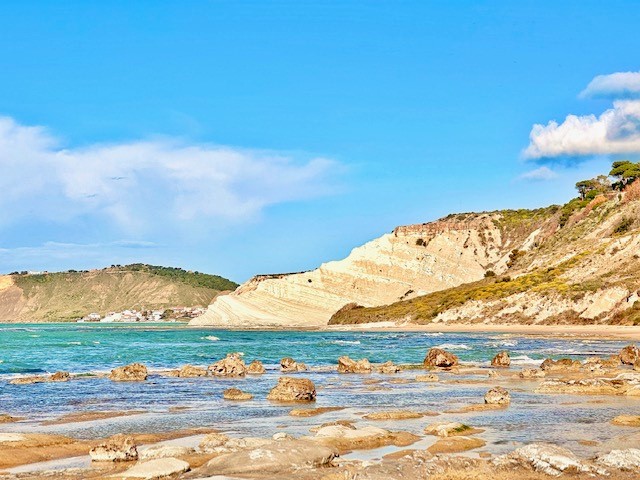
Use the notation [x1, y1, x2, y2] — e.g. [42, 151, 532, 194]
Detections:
[191, 214, 543, 327]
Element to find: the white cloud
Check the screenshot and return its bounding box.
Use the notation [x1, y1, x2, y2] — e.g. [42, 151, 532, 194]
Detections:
[519, 166, 558, 181]
[0, 116, 341, 231]
[523, 100, 640, 159]
[580, 71, 640, 98]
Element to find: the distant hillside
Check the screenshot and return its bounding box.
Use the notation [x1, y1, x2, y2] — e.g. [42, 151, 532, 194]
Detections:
[0, 265, 238, 322]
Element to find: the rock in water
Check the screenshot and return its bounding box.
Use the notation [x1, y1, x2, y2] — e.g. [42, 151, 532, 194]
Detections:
[267, 377, 316, 402]
[178, 365, 207, 378]
[199, 433, 230, 453]
[50, 371, 70, 382]
[378, 361, 402, 373]
[280, 357, 307, 373]
[424, 348, 458, 368]
[416, 373, 439, 382]
[247, 359, 266, 374]
[192, 439, 337, 476]
[89, 434, 138, 462]
[494, 443, 601, 476]
[116, 457, 190, 478]
[223, 388, 253, 400]
[208, 353, 246, 377]
[620, 344, 640, 365]
[109, 363, 148, 382]
[519, 368, 545, 379]
[139, 445, 194, 460]
[540, 358, 581, 372]
[484, 386, 510, 405]
[337, 356, 372, 373]
[597, 448, 640, 470]
[491, 351, 511, 368]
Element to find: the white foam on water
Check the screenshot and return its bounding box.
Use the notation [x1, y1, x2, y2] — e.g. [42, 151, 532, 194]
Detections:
[510, 355, 540, 365]
[203, 336, 220, 341]
[436, 343, 471, 350]
[331, 340, 361, 345]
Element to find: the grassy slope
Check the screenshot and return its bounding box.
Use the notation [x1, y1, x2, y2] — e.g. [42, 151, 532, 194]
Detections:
[3, 265, 238, 322]
[330, 195, 640, 325]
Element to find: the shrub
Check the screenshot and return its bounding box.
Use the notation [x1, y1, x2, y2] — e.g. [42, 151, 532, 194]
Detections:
[614, 217, 634, 235]
[623, 179, 640, 203]
[484, 270, 496, 278]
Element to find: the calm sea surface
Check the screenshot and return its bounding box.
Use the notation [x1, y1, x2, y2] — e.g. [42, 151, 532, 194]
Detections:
[0, 323, 638, 457]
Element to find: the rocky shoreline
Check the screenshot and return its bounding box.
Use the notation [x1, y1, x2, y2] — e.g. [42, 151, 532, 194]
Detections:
[1, 344, 640, 479]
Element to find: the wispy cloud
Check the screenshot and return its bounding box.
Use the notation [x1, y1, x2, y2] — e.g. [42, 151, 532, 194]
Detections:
[580, 71, 640, 99]
[0, 116, 342, 231]
[518, 166, 558, 181]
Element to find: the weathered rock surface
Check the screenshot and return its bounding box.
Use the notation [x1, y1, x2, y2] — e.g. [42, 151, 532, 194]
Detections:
[611, 415, 640, 426]
[199, 433, 230, 453]
[50, 371, 71, 382]
[428, 436, 486, 454]
[10, 371, 72, 384]
[267, 377, 316, 402]
[363, 410, 424, 421]
[190, 215, 508, 328]
[280, 357, 307, 373]
[109, 363, 148, 382]
[337, 356, 372, 374]
[424, 348, 458, 368]
[540, 358, 581, 372]
[484, 386, 511, 405]
[620, 344, 640, 365]
[246, 359, 266, 374]
[139, 445, 194, 460]
[519, 368, 545, 379]
[416, 373, 439, 382]
[597, 448, 640, 471]
[491, 351, 511, 368]
[0, 414, 18, 423]
[190, 439, 337, 476]
[89, 434, 138, 462]
[208, 353, 246, 377]
[378, 361, 402, 373]
[424, 422, 481, 437]
[494, 443, 602, 476]
[536, 377, 640, 396]
[223, 388, 253, 400]
[309, 424, 420, 453]
[115, 457, 190, 479]
[178, 365, 207, 378]
[289, 407, 344, 417]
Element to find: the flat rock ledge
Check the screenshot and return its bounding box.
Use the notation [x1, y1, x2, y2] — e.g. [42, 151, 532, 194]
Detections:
[112, 457, 190, 479]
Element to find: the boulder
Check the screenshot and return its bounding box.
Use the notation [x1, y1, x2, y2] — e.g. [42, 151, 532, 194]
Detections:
[484, 386, 510, 405]
[267, 377, 316, 402]
[494, 443, 601, 476]
[416, 373, 439, 382]
[280, 357, 307, 373]
[424, 348, 458, 368]
[519, 368, 545, 379]
[178, 365, 207, 378]
[620, 344, 640, 365]
[540, 358, 581, 372]
[50, 371, 71, 382]
[310, 424, 419, 453]
[109, 363, 148, 382]
[337, 356, 372, 374]
[115, 457, 190, 479]
[424, 422, 481, 437]
[89, 434, 138, 462]
[139, 445, 194, 460]
[247, 360, 266, 375]
[223, 388, 253, 400]
[378, 361, 402, 374]
[491, 351, 510, 368]
[191, 439, 337, 476]
[199, 433, 230, 453]
[597, 448, 640, 471]
[208, 353, 246, 377]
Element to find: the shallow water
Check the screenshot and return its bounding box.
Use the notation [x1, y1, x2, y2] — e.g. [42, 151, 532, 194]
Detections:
[1, 323, 639, 459]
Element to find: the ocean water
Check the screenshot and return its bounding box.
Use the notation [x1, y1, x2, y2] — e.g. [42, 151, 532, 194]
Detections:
[1, 323, 638, 458]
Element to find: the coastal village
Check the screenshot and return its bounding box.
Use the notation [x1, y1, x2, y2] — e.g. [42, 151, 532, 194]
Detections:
[77, 306, 206, 323]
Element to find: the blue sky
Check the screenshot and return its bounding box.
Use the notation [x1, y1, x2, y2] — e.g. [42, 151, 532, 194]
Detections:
[1, 1, 639, 282]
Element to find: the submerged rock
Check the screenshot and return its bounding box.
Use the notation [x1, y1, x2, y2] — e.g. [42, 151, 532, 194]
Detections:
[337, 356, 372, 374]
[620, 344, 640, 365]
[208, 353, 246, 377]
[416, 373, 439, 382]
[89, 434, 138, 462]
[10, 371, 71, 384]
[484, 386, 510, 405]
[191, 439, 337, 476]
[424, 422, 478, 437]
[363, 410, 424, 421]
[491, 351, 510, 368]
[289, 407, 344, 417]
[536, 378, 635, 396]
[178, 365, 207, 378]
[223, 388, 253, 400]
[280, 357, 308, 373]
[139, 445, 194, 460]
[611, 415, 640, 426]
[378, 361, 402, 373]
[267, 376, 316, 402]
[427, 436, 486, 454]
[494, 443, 601, 476]
[109, 363, 148, 382]
[310, 424, 419, 452]
[246, 359, 266, 374]
[424, 348, 458, 368]
[116, 457, 190, 479]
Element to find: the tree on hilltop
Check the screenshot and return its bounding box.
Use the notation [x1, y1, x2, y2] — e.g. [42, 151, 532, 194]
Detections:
[610, 161, 640, 189]
[575, 175, 611, 200]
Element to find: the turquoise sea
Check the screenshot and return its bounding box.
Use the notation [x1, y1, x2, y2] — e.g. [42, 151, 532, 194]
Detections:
[1, 323, 638, 459]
